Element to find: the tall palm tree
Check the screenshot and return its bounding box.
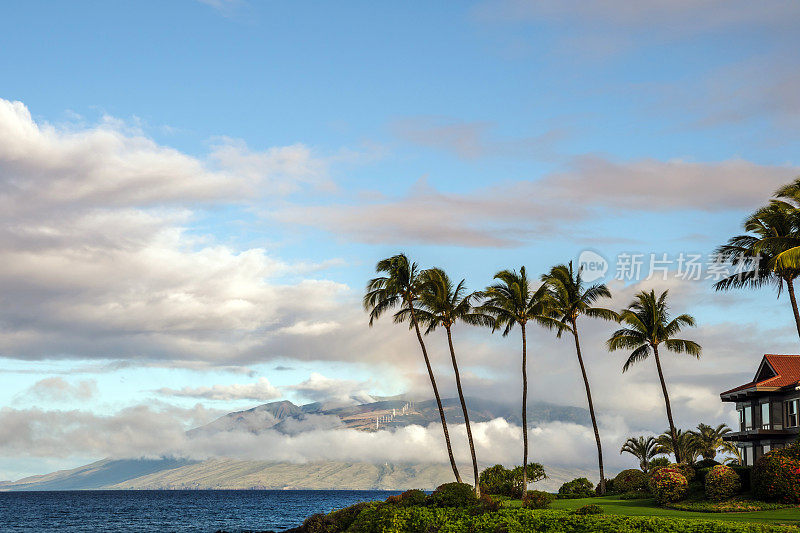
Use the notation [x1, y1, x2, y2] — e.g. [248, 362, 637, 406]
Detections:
[480, 267, 555, 492]
[656, 429, 700, 464]
[690, 423, 736, 461]
[413, 267, 489, 495]
[714, 201, 800, 338]
[607, 289, 701, 464]
[363, 254, 461, 483]
[541, 262, 618, 493]
[620, 436, 664, 472]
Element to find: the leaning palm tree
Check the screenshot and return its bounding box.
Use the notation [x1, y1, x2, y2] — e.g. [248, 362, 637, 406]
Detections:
[690, 423, 736, 461]
[656, 429, 700, 464]
[413, 267, 489, 495]
[480, 267, 555, 491]
[607, 289, 701, 464]
[363, 254, 461, 483]
[541, 262, 618, 493]
[714, 201, 800, 338]
[620, 436, 664, 472]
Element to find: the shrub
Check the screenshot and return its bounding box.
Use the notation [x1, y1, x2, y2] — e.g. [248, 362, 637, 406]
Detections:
[614, 469, 647, 493]
[669, 463, 696, 482]
[730, 465, 751, 492]
[476, 493, 501, 512]
[522, 490, 554, 509]
[573, 504, 603, 515]
[649, 467, 688, 504]
[478, 463, 546, 498]
[594, 478, 614, 495]
[648, 456, 670, 470]
[426, 482, 477, 508]
[705, 465, 742, 501]
[347, 505, 800, 533]
[752, 443, 800, 503]
[326, 502, 373, 531]
[694, 458, 721, 469]
[557, 477, 595, 499]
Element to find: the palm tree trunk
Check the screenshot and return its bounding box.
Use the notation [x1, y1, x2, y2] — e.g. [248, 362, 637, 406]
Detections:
[521, 322, 529, 495]
[571, 320, 605, 494]
[445, 325, 480, 496]
[409, 306, 461, 483]
[653, 344, 681, 464]
[786, 278, 800, 339]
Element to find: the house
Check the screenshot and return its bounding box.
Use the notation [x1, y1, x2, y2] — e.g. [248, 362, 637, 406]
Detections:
[720, 354, 800, 466]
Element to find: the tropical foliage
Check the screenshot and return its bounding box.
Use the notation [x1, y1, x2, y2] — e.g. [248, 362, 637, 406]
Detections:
[690, 423, 737, 461]
[705, 465, 742, 501]
[714, 193, 800, 338]
[541, 262, 618, 493]
[620, 436, 663, 472]
[556, 478, 595, 499]
[480, 267, 554, 491]
[608, 289, 701, 463]
[649, 467, 689, 504]
[363, 254, 461, 482]
[752, 442, 800, 503]
[414, 267, 489, 495]
[613, 469, 648, 493]
[478, 463, 546, 498]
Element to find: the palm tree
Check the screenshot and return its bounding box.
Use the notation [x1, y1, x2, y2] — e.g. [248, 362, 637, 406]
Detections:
[656, 429, 700, 464]
[620, 436, 664, 472]
[363, 254, 461, 483]
[607, 289, 701, 464]
[690, 423, 736, 461]
[413, 267, 489, 495]
[714, 201, 800, 338]
[480, 266, 555, 491]
[541, 262, 618, 493]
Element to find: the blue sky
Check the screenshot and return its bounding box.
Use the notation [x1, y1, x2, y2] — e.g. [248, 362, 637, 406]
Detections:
[1, 0, 799, 480]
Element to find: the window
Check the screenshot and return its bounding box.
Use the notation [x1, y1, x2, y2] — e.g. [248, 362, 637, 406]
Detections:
[742, 446, 752, 466]
[763, 444, 771, 454]
[761, 402, 771, 429]
[787, 400, 799, 428]
[743, 405, 753, 430]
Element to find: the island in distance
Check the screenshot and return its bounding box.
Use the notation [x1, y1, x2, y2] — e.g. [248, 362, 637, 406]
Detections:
[0, 396, 594, 492]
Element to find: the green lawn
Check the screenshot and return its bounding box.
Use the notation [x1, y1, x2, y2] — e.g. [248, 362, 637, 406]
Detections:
[532, 495, 800, 526]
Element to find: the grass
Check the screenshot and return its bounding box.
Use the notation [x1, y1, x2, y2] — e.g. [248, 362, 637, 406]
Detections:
[512, 494, 800, 526]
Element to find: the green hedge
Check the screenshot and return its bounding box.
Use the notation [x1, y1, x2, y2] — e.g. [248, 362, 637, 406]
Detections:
[346, 506, 798, 533]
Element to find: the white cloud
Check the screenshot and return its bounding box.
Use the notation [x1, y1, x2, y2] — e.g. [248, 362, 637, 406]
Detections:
[288, 372, 376, 407]
[0, 404, 636, 475]
[0, 98, 381, 365]
[18, 377, 97, 402]
[156, 377, 281, 401]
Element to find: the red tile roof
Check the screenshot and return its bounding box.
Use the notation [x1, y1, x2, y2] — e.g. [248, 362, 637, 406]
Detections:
[721, 354, 800, 396]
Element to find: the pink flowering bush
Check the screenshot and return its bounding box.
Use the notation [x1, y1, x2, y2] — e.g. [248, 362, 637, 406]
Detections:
[704, 465, 741, 501]
[752, 443, 800, 503]
[648, 467, 688, 504]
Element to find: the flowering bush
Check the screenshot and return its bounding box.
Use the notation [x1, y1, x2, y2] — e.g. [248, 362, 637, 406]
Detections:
[668, 463, 696, 482]
[705, 465, 741, 501]
[648, 467, 688, 504]
[522, 490, 555, 509]
[752, 444, 800, 503]
[614, 469, 647, 493]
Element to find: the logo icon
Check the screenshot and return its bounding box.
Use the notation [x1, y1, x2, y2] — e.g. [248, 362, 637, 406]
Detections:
[578, 250, 608, 283]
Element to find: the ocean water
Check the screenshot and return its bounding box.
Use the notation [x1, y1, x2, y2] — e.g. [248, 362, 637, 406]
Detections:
[0, 490, 399, 532]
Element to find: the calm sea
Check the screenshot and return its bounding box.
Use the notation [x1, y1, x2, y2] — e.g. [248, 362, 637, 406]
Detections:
[0, 490, 399, 532]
